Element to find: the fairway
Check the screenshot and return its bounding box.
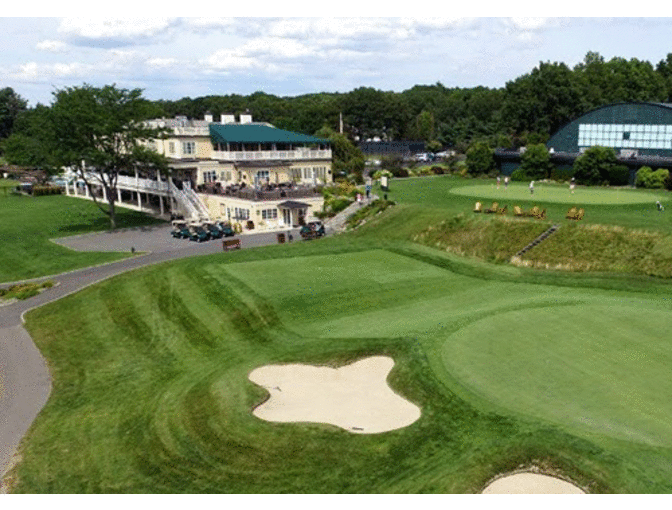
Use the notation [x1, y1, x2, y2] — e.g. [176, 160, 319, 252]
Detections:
[450, 182, 666, 205]
[15, 239, 672, 493]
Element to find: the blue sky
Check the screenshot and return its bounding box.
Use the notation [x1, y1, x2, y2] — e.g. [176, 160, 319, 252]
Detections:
[2, 12, 672, 107]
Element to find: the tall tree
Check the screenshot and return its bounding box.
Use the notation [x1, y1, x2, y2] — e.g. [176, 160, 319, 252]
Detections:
[2, 104, 60, 180]
[466, 141, 495, 175]
[50, 84, 168, 229]
[0, 87, 28, 144]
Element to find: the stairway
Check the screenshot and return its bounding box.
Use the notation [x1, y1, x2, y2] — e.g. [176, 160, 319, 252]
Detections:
[170, 181, 210, 222]
[513, 224, 560, 258]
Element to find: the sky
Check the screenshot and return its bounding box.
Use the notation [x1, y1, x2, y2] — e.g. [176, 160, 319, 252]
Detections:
[2, 10, 672, 108]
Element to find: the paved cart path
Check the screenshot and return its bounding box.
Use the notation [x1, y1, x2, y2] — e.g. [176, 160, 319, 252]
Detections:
[0, 225, 304, 487]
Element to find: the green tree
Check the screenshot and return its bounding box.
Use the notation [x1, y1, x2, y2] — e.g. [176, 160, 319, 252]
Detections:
[502, 61, 585, 137]
[573, 146, 618, 185]
[465, 141, 495, 175]
[2, 104, 60, 180]
[0, 87, 28, 145]
[519, 143, 553, 180]
[328, 133, 366, 183]
[49, 84, 168, 229]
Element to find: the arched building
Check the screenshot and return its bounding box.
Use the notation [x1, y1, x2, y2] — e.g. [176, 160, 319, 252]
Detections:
[495, 102, 672, 178]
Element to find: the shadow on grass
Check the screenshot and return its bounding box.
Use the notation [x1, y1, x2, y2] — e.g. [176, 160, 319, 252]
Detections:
[56, 215, 167, 234]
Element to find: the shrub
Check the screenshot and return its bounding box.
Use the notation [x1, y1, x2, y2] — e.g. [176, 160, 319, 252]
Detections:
[549, 167, 575, 182]
[636, 167, 669, 188]
[664, 173, 672, 191]
[651, 168, 670, 189]
[608, 165, 630, 186]
[510, 168, 527, 181]
[389, 166, 409, 178]
[32, 185, 63, 196]
[636, 166, 653, 187]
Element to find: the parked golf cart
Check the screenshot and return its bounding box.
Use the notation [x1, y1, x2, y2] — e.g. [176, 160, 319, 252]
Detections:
[204, 223, 223, 239]
[216, 221, 236, 237]
[300, 221, 325, 240]
[171, 221, 190, 239]
[188, 224, 210, 242]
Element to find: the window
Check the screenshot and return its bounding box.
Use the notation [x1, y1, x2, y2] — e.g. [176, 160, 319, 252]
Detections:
[183, 141, 196, 155]
[168, 141, 175, 154]
[261, 209, 278, 220]
[203, 171, 217, 183]
[234, 207, 249, 220]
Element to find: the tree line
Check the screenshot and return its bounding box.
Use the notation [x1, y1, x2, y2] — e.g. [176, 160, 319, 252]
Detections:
[4, 51, 672, 155]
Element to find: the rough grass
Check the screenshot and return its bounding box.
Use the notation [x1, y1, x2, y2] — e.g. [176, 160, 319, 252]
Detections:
[0, 193, 164, 283]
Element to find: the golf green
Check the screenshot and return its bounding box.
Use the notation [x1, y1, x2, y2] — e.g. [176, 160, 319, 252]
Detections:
[442, 301, 672, 447]
[450, 183, 666, 205]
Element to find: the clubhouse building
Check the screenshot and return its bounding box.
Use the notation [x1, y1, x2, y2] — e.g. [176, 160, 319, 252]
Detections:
[65, 113, 333, 232]
[495, 102, 672, 180]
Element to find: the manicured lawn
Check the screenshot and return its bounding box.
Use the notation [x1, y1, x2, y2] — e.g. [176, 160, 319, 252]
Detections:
[0, 192, 164, 283]
[383, 175, 672, 234]
[451, 182, 666, 205]
[15, 238, 672, 493]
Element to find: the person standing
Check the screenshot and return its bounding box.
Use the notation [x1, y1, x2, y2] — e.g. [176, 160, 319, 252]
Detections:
[570, 177, 576, 194]
[504, 176, 509, 189]
[529, 181, 534, 195]
[496, 176, 501, 189]
[357, 193, 362, 206]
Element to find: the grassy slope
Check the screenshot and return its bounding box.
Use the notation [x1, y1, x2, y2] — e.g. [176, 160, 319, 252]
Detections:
[0, 192, 164, 283]
[374, 177, 672, 277]
[15, 235, 672, 493]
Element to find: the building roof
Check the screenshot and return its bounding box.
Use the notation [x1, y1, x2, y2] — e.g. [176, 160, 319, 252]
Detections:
[210, 124, 328, 145]
[277, 200, 311, 209]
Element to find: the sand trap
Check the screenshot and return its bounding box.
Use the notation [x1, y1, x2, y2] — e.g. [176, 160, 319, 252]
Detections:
[482, 473, 585, 494]
[248, 356, 421, 434]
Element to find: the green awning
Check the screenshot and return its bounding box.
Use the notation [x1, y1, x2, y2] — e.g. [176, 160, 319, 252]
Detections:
[210, 124, 329, 145]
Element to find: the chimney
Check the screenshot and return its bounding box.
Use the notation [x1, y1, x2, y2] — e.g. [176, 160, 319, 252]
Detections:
[221, 114, 235, 124]
[204, 112, 213, 123]
[239, 114, 252, 124]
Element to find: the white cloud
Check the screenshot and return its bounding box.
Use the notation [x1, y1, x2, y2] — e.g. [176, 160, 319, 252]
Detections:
[506, 17, 553, 31]
[146, 57, 179, 69]
[185, 18, 236, 31]
[57, 17, 178, 43]
[11, 61, 86, 80]
[201, 49, 263, 72]
[35, 40, 68, 52]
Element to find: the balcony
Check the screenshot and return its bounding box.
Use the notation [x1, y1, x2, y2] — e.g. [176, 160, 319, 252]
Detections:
[198, 183, 323, 202]
[212, 148, 332, 162]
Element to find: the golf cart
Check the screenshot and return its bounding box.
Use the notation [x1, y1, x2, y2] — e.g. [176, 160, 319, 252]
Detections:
[171, 221, 190, 239]
[188, 224, 210, 242]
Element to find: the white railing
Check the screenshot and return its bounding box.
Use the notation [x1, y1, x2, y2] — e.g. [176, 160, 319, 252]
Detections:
[116, 174, 170, 193]
[172, 126, 210, 136]
[184, 186, 211, 218]
[212, 149, 332, 161]
[169, 181, 210, 222]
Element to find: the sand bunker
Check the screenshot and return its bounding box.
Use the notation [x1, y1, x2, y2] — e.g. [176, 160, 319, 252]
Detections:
[482, 473, 585, 494]
[248, 356, 421, 434]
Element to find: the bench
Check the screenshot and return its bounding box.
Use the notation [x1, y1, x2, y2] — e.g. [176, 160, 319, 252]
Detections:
[301, 231, 318, 240]
[222, 238, 241, 251]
